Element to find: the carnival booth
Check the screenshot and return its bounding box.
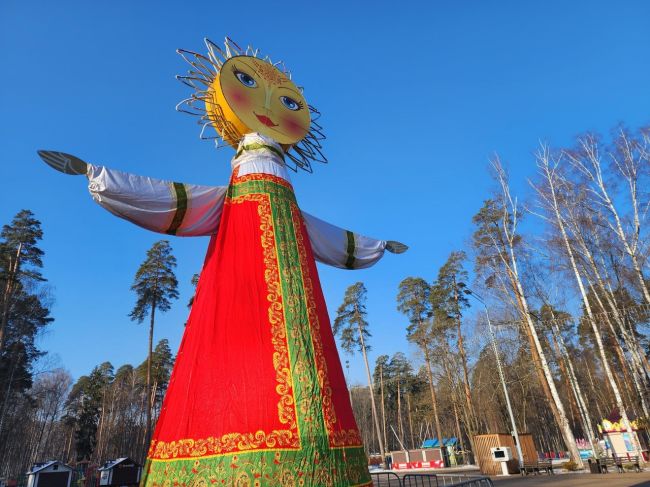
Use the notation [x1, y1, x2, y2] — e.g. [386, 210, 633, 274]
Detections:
[26, 461, 72, 487]
[98, 458, 141, 487]
[599, 417, 648, 461]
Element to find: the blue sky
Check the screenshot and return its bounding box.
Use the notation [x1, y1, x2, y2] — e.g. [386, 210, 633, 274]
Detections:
[1, 0, 649, 385]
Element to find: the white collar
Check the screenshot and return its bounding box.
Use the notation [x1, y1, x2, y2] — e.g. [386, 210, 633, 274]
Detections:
[231, 133, 291, 181]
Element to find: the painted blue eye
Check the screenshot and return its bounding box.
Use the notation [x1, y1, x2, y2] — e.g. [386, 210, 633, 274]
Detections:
[234, 71, 257, 88]
[280, 96, 302, 111]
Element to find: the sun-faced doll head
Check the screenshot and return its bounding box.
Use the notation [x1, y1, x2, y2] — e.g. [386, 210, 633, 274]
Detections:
[213, 56, 310, 145]
[177, 38, 326, 172]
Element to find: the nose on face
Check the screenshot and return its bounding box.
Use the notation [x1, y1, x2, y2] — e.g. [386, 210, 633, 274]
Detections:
[263, 87, 274, 111]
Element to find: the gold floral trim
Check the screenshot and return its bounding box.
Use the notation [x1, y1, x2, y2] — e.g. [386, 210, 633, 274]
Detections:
[145, 447, 373, 486]
[290, 205, 363, 448]
[150, 430, 298, 460]
[232, 172, 293, 191]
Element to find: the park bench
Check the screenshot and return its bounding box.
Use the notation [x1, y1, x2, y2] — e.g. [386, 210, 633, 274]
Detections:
[520, 459, 553, 475]
[600, 457, 616, 473]
[614, 456, 641, 473]
[600, 456, 641, 473]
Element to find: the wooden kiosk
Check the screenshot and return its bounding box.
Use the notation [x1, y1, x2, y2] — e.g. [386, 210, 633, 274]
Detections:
[473, 433, 538, 475]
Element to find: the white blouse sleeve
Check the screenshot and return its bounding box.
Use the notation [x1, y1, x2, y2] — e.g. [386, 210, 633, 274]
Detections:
[87, 165, 227, 237]
[301, 211, 387, 269]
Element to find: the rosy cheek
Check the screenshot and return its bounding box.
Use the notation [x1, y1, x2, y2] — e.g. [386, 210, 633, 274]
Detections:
[225, 87, 252, 109]
[281, 115, 307, 137]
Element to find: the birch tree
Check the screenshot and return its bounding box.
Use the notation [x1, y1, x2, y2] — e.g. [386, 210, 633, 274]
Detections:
[565, 130, 650, 305]
[532, 146, 645, 458]
[472, 158, 583, 467]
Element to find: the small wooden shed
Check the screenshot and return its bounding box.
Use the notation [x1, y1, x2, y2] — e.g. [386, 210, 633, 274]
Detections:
[473, 433, 538, 475]
[26, 461, 73, 487]
[390, 448, 445, 469]
[98, 458, 142, 487]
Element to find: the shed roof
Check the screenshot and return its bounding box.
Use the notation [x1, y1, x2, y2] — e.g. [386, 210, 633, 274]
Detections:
[421, 437, 458, 448]
[27, 461, 72, 475]
[98, 458, 140, 471]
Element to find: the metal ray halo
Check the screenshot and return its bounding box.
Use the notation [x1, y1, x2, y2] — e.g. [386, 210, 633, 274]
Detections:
[176, 37, 327, 172]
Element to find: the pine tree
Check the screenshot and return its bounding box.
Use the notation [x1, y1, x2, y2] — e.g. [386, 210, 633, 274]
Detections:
[137, 339, 175, 418]
[396, 277, 445, 455]
[129, 240, 178, 450]
[0, 210, 51, 448]
[0, 209, 45, 352]
[433, 251, 477, 442]
[333, 282, 385, 463]
[64, 364, 113, 461]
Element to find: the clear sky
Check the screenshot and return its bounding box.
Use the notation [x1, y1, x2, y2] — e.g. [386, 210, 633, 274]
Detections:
[1, 0, 649, 385]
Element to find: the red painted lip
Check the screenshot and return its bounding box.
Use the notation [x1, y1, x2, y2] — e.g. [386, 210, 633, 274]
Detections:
[254, 113, 278, 127]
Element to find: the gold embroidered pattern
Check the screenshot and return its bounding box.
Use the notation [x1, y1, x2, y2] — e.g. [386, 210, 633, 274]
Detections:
[150, 429, 297, 459]
[145, 447, 373, 486]
[252, 58, 289, 85]
[290, 206, 363, 447]
[233, 172, 293, 190]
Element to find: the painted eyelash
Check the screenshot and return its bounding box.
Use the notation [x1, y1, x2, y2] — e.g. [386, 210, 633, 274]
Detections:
[231, 63, 251, 77]
[284, 97, 304, 110]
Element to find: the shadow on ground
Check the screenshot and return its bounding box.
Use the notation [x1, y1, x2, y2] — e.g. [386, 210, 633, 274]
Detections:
[491, 471, 650, 487]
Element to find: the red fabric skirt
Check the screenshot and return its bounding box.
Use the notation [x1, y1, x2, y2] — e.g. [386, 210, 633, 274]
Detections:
[143, 172, 372, 486]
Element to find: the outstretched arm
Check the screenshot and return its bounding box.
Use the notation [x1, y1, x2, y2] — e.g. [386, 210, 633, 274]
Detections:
[38, 151, 227, 236]
[301, 211, 407, 270]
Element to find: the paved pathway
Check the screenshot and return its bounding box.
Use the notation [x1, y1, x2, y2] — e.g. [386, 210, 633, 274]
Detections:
[373, 467, 650, 486]
[491, 472, 650, 486]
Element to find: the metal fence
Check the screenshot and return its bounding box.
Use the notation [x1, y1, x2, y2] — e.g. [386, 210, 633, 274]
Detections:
[370, 472, 494, 487]
[370, 472, 403, 487]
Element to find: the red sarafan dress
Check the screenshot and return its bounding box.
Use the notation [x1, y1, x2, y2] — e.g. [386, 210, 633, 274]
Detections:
[86, 133, 392, 486]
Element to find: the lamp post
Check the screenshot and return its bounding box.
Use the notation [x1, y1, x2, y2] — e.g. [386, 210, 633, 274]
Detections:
[468, 291, 524, 469]
[345, 359, 353, 405]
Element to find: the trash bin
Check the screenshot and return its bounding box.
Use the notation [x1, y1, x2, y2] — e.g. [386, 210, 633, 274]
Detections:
[588, 458, 602, 474]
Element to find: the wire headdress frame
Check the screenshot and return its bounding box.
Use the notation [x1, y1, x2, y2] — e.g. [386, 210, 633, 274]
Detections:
[176, 37, 327, 173]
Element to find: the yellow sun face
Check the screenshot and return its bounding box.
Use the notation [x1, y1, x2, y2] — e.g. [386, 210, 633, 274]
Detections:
[207, 56, 311, 146]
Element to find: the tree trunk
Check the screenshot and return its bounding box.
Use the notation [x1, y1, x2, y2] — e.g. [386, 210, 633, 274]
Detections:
[406, 393, 415, 450]
[484, 168, 571, 454]
[588, 278, 649, 417]
[0, 243, 22, 352]
[566, 209, 650, 413]
[146, 300, 156, 452]
[504, 254, 582, 466]
[356, 319, 385, 462]
[422, 346, 444, 451]
[600, 169, 650, 305]
[539, 159, 643, 461]
[379, 365, 388, 453]
[397, 378, 404, 446]
[548, 314, 598, 455]
[453, 277, 476, 430]
[452, 400, 463, 462]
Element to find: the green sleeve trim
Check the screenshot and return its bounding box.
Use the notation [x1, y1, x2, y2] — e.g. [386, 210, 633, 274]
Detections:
[345, 231, 356, 269]
[166, 182, 188, 235]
